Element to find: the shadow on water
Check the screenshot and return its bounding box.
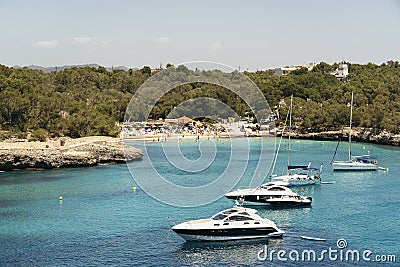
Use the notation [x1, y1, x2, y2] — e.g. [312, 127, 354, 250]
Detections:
[179, 237, 283, 250]
[0, 164, 126, 186]
[174, 238, 284, 266]
[0, 168, 87, 185]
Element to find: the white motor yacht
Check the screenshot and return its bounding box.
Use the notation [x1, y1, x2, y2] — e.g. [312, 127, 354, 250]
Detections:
[171, 206, 284, 241]
[224, 183, 310, 206]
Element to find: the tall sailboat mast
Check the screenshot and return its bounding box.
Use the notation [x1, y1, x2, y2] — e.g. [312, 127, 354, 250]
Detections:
[288, 95, 293, 168]
[348, 91, 353, 161]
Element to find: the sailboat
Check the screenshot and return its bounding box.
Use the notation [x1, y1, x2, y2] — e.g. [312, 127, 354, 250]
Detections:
[270, 95, 322, 187]
[331, 92, 378, 171]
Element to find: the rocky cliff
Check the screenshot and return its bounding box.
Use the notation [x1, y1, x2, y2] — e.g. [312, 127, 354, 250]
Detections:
[0, 137, 143, 171]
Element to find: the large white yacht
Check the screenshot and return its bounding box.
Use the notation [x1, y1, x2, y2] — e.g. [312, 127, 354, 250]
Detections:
[171, 206, 284, 241]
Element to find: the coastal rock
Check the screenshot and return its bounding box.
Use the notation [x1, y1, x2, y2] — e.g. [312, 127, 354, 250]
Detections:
[279, 128, 400, 146]
[0, 137, 143, 171]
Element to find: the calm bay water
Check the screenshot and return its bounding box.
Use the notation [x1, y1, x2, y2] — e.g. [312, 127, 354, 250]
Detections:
[0, 138, 399, 266]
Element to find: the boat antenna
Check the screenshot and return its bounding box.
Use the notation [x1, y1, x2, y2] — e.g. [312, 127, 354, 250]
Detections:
[348, 91, 353, 161]
[288, 95, 293, 171]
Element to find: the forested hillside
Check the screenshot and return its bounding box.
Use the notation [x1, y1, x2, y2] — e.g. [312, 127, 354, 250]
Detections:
[246, 61, 400, 133]
[0, 61, 399, 141]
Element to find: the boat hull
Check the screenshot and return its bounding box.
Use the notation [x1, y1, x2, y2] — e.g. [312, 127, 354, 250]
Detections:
[287, 178, 319, 187]
[172, 228, 284, 241]
[271, 174, 321, 187]
[224, 194, 285, 205]
[267, 197, 312, 207]
[225, 195, 312, 207]
[332, 162, 378, 171]
[226, 199, 272, 206]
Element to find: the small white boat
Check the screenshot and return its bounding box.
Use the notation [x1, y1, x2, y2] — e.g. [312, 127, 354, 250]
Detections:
[171, 206, 284, 241]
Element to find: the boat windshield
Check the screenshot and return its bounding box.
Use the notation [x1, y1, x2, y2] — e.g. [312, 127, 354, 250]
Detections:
[211, 213, 228, 220]
[268, 186, 286, 191]
[222, 209, 239, 215]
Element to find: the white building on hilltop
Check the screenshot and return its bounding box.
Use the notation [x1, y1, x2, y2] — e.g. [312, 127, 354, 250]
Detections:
[274, 66, 300, 76]
[332, 62, 349, 79]
[274, 62, 318, 76]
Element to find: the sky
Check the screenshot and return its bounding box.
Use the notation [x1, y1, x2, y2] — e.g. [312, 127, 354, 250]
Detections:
[0, 0, 399, 71]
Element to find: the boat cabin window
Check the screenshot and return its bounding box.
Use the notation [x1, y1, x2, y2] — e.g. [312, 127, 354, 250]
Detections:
[212, 214, 227, 220]
[239, 212, 250, 216]
[269, 186, 285, 191]
[226, 215, 253, 222]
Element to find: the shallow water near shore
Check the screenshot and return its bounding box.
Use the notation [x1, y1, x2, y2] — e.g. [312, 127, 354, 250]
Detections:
[0, 138, 399, 266]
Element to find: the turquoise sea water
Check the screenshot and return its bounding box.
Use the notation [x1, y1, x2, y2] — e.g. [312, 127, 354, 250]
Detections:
[0, 138, 399, 266]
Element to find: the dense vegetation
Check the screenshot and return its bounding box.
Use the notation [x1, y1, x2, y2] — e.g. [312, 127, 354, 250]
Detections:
[247, 61, 400, 134]
[0, 61, 399, 141]
[0, 65, 146, 139]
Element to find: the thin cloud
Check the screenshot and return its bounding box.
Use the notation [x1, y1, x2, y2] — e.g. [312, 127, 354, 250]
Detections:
[152, 37, 174, 44]
[210, 41, 223, 51]
[33, 40, 59, 48]
[70, 37, 109, 46]
[98, 40, 109, 45]
[72, 37, 92, 44]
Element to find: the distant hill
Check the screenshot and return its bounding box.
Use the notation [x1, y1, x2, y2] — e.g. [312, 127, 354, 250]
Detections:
[13, 64, 133, 72]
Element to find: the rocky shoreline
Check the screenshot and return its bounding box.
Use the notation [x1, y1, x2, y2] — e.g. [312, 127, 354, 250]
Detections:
[0, 129, 398, 172]
[287, 128, 400, 146]
[0, 136, 143, 171]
